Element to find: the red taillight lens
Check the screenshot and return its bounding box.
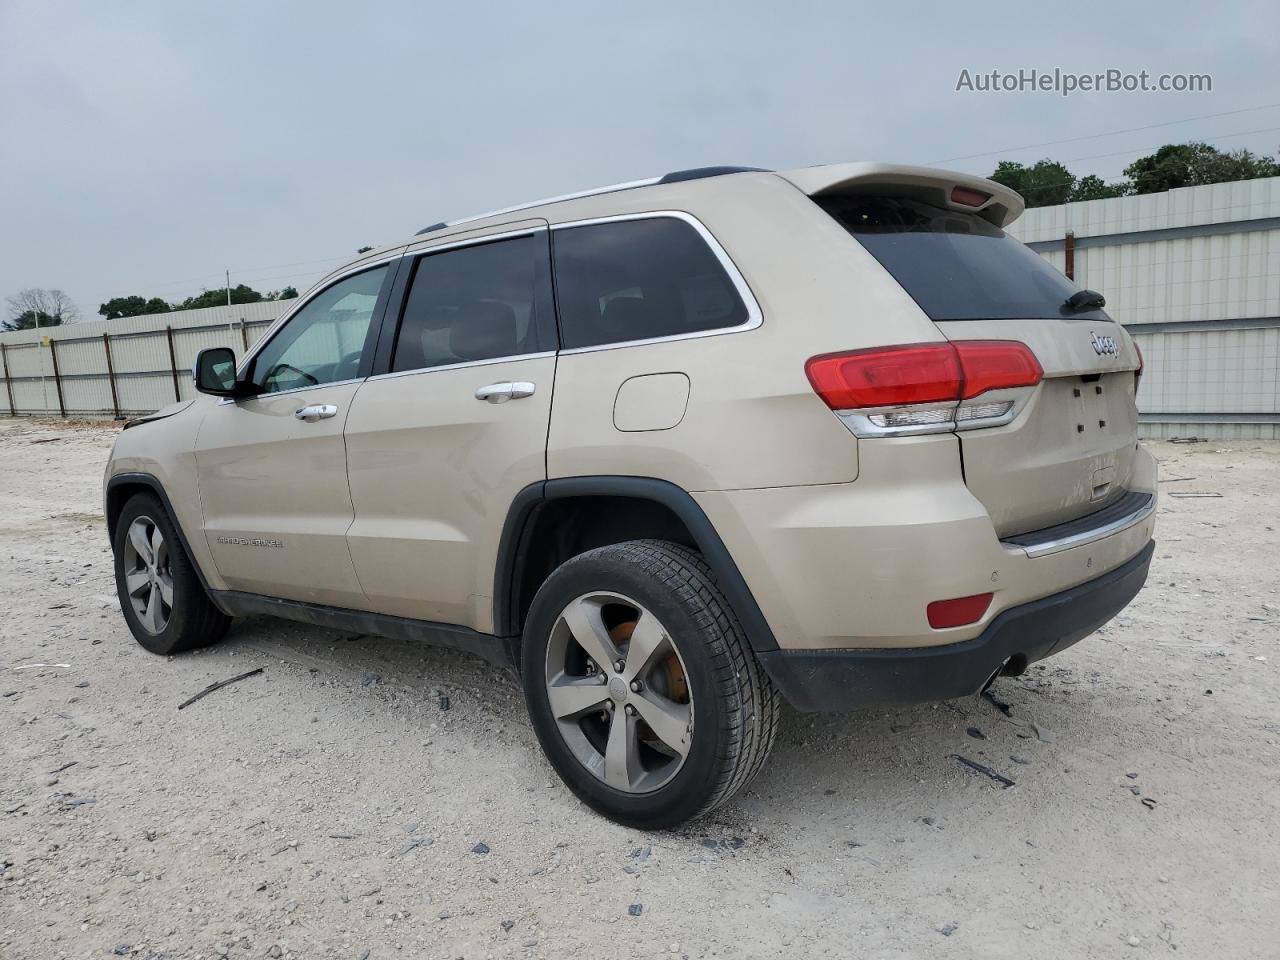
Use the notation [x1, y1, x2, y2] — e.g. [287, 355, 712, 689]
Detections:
[953, 341, 1043, 399]
[927, 592, 993, 629]
[806, 344, 961, 409]
[806, 341, 1041, 410]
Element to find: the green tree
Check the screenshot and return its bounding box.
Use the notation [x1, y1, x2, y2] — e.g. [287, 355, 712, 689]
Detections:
[98, 295, 171, 320]
[1069, 174, 1130, 202]
[989, 159, 1076, 208]
[4, 288, 79, 330]
[4, 310, 63, 331]
[264, 286, 298, 301]
[179, 284, 264, 311]
[1124, 142, 1280, 194]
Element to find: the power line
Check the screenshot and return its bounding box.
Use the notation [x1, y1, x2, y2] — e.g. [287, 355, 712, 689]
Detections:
[1004, 126, 1280, 202]
[927, 101, 1280, 165]
[1060, 125, 1280, 166]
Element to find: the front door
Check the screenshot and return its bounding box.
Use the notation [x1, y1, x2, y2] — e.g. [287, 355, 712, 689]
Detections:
[344, 227, 557, 629]
[195, 261, 395, 607]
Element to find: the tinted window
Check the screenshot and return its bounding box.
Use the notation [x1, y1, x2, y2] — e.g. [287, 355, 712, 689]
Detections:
[251, 265, 387, 393]
[553, 218, 749, 349]
[392, 235, 547, 372]
[816, 195, 1109, 322]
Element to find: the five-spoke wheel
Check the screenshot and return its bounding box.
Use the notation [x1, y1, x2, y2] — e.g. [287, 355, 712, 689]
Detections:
[112, 492, 228, 655]
[523, 539, 780, 828]
[122, 515, 174, 635]
[545, 592, 694, 793]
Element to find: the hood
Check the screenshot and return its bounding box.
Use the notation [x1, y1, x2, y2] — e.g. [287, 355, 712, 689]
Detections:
[123, 398, 197, 430]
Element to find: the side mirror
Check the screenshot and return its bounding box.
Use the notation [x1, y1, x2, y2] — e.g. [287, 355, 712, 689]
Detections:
[193, 347, 253, 397]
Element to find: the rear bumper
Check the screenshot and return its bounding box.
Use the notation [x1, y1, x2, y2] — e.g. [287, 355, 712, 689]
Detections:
[757, 539, 1154, 712]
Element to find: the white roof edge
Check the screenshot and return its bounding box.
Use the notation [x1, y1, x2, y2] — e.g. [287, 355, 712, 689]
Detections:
[776, 162, 1026, 227]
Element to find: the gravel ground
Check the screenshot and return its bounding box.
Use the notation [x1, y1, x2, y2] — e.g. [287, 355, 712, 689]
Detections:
[1, 418, 1278, 960]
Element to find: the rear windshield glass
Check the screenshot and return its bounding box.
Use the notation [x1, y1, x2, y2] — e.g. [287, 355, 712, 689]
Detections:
[815, 194, 1109, 322]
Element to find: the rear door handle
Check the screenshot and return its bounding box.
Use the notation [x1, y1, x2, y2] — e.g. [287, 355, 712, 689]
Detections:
[475, 382, 536, 404]
[294, 403, 338, 421]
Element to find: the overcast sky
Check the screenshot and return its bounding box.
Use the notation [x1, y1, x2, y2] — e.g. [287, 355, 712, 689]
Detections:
[2, 0, 1278, 321]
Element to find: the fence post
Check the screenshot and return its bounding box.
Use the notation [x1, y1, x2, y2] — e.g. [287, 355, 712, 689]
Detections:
[164, 325, 181, 402]
[103, 333, 121, 419]
[1064, 231, 1075, 280]
[48, 337, 67, 418]
[0, 342, 15, 415]
[239, 318, 249, 352]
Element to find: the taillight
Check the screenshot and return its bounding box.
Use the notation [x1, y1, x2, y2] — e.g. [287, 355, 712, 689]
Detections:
[806, 341, 1042, 438]
[927, 592, 993, 629]
[1133, 341, 1144, 393]
[805, 344, 961, 409]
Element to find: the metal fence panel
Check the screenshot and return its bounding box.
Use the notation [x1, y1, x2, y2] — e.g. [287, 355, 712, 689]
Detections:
[1, 300, 293, 418]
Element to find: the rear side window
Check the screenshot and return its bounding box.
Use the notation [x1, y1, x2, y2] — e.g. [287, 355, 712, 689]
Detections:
[552, 217, 749, 349]
[391, 234, 551, 373]
[816, 195, 1109, 322]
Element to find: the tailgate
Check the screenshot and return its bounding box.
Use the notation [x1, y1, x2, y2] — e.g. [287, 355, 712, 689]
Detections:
[937, 318, 1140, 537]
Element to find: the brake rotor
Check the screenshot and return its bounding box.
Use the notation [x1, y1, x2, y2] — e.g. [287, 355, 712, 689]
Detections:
[608, 619, 689, 703]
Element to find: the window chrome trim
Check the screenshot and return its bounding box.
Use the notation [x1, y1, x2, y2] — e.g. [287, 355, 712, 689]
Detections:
[215, 376, 367, 404]
[408, 225, 543, 256]
[366, 350, 556, 383]
[549, 210, 763, 355]
[235, 252, 405, 380]
[1004, 493, 1156, 559]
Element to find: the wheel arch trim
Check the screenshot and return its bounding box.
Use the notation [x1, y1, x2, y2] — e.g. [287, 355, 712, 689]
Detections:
[105, 472, 229, 614]
[492, 476, 780, 653]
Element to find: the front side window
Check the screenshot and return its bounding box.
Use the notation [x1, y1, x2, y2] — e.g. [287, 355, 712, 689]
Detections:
[390, 235, 548, 373]
[552, 217, 750, 349]
[251, 266, 387, 393]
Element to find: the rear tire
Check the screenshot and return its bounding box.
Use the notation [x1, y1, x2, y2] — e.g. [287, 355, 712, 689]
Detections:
[522, 539, 780, 828]
[113, 492, 230, 655]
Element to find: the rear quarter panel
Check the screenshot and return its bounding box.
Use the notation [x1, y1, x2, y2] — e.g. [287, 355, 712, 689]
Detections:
[545, 174, 943, 492]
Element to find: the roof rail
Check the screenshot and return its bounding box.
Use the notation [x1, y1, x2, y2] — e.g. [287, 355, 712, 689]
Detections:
[415, 165, 769, 236]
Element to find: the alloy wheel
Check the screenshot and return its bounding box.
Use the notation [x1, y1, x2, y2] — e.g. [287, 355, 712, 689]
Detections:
[122, 515, 173, 635]
[544, 592, 694, 793]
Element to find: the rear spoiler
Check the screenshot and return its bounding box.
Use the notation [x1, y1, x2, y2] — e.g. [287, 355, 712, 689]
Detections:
[777, 162, 1025, 229]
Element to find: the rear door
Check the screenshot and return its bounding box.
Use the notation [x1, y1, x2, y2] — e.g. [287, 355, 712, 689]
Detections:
[817, 193, 1141, 537]
[342, 224, 557, 628]
[195, 259, 397, 606]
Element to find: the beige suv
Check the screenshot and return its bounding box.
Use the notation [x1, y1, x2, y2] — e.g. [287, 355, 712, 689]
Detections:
[104, 163, 1156, 827]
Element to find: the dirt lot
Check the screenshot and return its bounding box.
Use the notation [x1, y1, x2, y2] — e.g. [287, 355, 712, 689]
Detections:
[1, 419, 1277, 960]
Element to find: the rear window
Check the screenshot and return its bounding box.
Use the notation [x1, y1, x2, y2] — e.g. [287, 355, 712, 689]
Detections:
[816, 195, 1109, 322]
[552, 217, 750, 349]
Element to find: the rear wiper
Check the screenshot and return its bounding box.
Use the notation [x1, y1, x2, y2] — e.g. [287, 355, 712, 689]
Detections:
[1064, 289, 1106, 311]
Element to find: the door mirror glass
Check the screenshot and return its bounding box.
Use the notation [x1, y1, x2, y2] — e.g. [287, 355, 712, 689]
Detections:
[194, 347, 240, 396]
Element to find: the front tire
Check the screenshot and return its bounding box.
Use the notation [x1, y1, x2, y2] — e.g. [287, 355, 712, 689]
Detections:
[113, 492, 229, 655]
[522, 540, 780, 828]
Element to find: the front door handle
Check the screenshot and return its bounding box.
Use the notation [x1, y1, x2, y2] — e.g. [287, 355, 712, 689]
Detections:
[294, 403, 338, 422]
[475, 381, 536, 404]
